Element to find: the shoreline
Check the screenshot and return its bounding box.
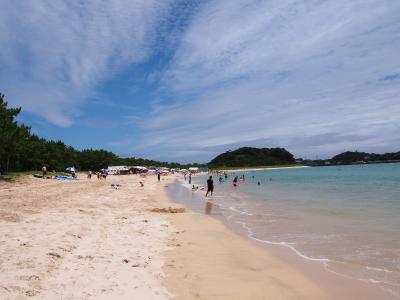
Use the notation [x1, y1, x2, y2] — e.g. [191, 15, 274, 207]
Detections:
[164, 176, 399, 299]
[160, 179, 329, 299]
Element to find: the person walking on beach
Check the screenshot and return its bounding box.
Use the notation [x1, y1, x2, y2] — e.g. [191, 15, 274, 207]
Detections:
[41, 165, 47, 178]
[157, 172, 161, 182]
[206, 176, 214, 197]
[189, 173, 192, 184]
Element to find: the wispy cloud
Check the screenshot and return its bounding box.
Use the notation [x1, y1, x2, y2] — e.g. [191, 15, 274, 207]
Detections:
[140, 0, 400, 161]
[0, 0, 171, 126]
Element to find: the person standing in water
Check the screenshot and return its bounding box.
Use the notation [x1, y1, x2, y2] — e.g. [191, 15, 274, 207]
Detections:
[233, 176, 238, 187]
[189, 173, 192, 184]
[206, 176, 214, 197]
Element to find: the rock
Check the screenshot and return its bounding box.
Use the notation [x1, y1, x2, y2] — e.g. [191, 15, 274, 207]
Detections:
[26, 290, 39, 297]
[47, 252, 61, 258]
[150, 207, 185, 213]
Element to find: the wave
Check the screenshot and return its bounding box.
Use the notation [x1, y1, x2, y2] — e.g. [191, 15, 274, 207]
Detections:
[237, 221, 330, 263]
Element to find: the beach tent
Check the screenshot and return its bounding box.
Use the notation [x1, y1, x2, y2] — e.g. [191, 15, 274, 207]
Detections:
[188, 167, 199, 173]
[158, 169, 170, 175]
[129, 166, 148, 174]
[107, 166, 129, 175]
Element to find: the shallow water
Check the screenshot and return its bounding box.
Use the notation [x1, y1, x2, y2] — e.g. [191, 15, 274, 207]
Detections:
[170, 163, 400, 298]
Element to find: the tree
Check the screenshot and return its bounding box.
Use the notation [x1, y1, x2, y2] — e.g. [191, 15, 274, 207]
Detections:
[0, 93, 201, 173]
[0, 94, 31, 172]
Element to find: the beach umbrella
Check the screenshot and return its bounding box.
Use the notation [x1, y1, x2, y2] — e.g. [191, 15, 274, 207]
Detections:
[66, 166, 76, 173]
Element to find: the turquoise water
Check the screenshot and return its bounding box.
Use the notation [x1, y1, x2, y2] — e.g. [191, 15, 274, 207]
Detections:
[189, 164, 400, 297]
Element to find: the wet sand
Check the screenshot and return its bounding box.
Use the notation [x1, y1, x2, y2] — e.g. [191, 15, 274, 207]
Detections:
[159, 183, 329, 299]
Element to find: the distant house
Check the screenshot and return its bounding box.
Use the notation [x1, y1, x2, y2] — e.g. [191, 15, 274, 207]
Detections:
[129, 166, 148, 174]
[189, 166, 208, 173]
[107, 166, 130, 175]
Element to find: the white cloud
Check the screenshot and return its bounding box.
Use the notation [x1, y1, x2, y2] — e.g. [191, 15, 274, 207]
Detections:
[0, 0, 171, 126]
[141, 0, 400, 161]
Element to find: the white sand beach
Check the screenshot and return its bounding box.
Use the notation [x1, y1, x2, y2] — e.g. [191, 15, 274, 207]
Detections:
[0, 174, 177, 299]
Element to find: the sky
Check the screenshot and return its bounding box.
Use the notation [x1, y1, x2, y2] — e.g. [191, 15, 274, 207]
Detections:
[1, 0, 400, 163]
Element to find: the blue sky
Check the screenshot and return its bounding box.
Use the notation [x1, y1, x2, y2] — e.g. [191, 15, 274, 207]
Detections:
[1, 0, 400, 163]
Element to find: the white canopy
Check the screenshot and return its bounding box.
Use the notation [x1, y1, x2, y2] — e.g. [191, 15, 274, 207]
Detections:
[133, 166, 148, 170]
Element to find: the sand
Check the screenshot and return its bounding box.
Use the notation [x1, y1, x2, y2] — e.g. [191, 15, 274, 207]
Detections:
[1, 173, 328, 299]
[0, 174, 177, 299]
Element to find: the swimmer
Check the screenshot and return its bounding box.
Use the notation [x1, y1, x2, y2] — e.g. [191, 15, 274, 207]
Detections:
[257, 181, 260, 186]
[232, 176, 238, 187]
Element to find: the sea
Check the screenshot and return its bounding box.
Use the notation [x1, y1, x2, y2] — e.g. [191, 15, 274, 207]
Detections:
[167, 163, 400, 298]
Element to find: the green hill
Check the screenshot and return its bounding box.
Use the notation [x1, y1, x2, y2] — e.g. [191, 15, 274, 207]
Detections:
[208, 147, 295, 167]
[331, 151, 400, 164]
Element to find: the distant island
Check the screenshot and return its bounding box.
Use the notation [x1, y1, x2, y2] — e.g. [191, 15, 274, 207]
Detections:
[208, 147, 295, 168]
[307, 151, 400, 166]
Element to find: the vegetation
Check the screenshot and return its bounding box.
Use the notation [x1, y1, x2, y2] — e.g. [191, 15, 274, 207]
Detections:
[303, 151, 400, 166]
[330, 151, 400, 164]
[208, 147, 295, 167]
[0, 94, 193, 174]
